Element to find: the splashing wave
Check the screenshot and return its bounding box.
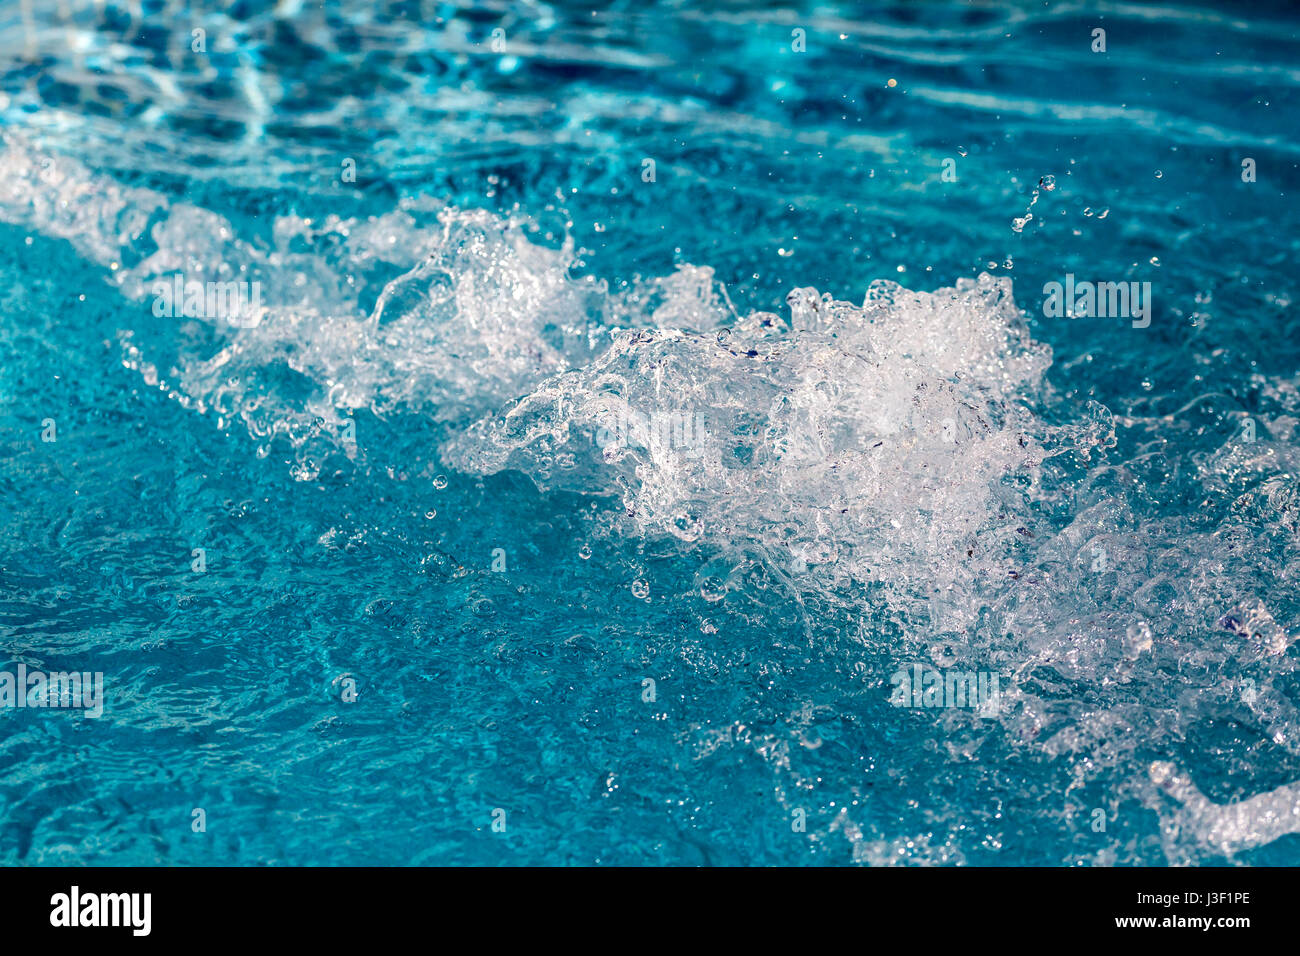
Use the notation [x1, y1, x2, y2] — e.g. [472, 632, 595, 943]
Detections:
[7, 132, 1300, 863]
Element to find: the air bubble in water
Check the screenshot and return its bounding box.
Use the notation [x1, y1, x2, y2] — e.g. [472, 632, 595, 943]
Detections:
[699, 576, 727, 602]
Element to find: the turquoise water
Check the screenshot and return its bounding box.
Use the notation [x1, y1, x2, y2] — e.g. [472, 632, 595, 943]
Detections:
[1, 0, 1299, 865]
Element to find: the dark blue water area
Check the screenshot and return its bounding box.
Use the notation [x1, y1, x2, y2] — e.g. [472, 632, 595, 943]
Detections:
[1, 1, 1299, 865]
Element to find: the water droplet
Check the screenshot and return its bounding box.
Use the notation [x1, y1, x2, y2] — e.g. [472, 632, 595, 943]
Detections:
[578, 544, 592, 560]
[433, 475, 448, 490]
[1125, 621, 1153, 656]
[699, 576, 727, 602]
[631, 579, 650, 600]
[424, 510, 437, 519]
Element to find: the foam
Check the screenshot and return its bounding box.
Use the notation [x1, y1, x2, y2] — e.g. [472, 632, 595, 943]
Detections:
[1151, 760, 1300, 857]
[0, 134, 640, 475]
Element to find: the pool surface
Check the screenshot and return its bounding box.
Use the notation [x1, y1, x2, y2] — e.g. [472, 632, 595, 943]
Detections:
[1, 0, 1299, 865]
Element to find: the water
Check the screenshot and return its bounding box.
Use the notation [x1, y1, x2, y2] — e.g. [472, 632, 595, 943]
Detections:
[1, 0, 1299, 865]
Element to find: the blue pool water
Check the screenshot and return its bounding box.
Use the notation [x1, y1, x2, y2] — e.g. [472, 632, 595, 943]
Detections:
[1, 0, 1300, 865]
